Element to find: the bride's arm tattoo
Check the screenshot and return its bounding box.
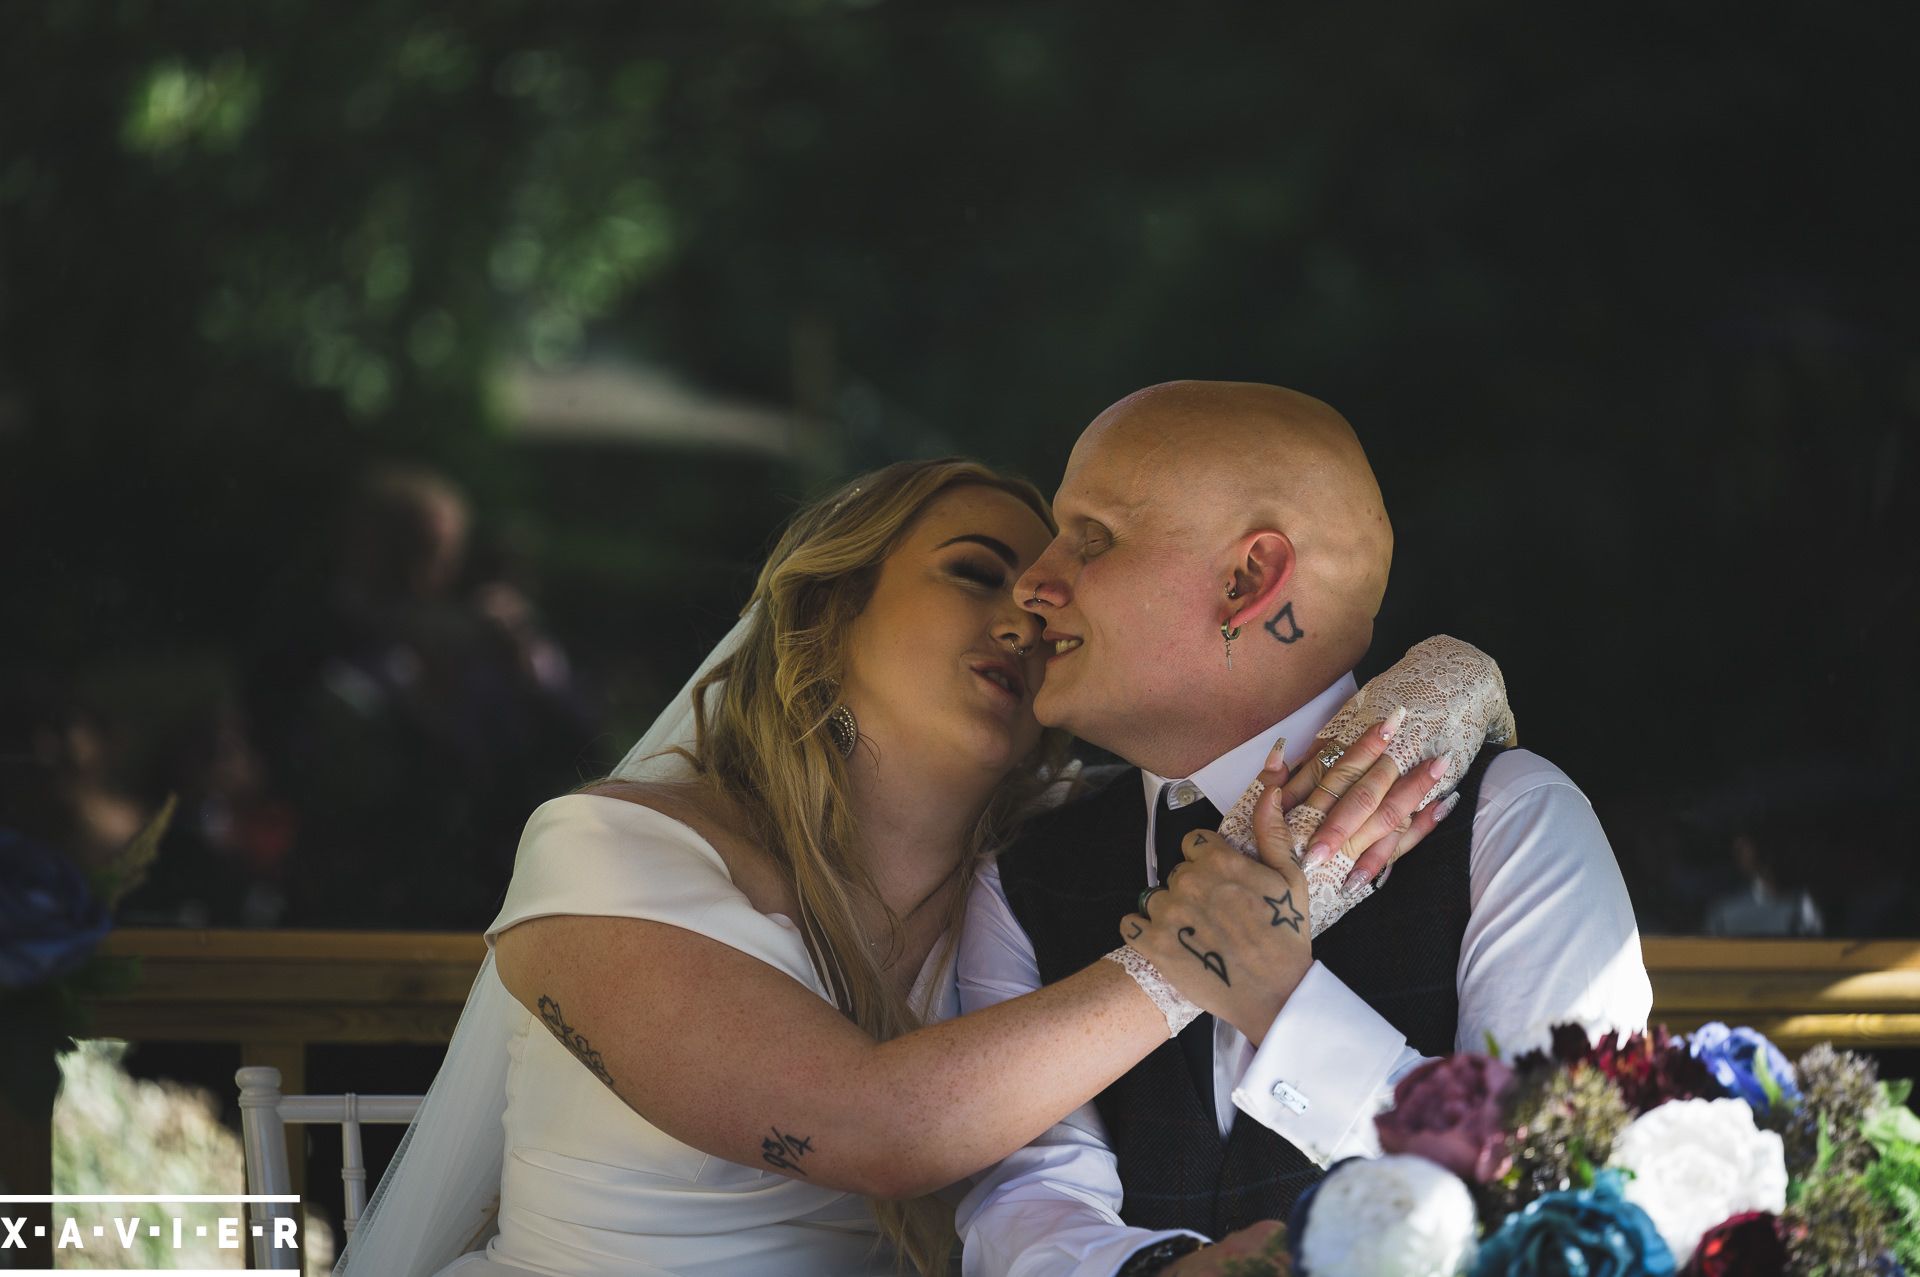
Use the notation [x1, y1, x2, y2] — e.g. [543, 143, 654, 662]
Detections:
[537, 995, 616, 1090]
[761, 1126, 815, 1176]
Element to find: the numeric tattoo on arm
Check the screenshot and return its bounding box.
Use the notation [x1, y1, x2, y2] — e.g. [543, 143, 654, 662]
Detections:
[1264, 601, 1305, 645]
[537, 995, 616, 1090]
[761, 1126, 815, 1176]
[1265, 889, 1304, 933]
[1176, 926, 1230, 986]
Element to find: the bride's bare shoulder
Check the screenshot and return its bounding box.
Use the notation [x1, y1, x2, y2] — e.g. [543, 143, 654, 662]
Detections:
[573, 780, 779, 895]
[576, 778, 726, 836]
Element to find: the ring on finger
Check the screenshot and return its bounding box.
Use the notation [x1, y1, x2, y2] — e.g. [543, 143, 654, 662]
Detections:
[1311, 781, 1341, 802]
[1138, 885, 1168, 917]
[1315, 742, 1346, 771]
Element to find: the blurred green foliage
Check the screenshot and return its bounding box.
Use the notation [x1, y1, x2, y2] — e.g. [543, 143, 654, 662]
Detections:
[2, 1, 1914, 926]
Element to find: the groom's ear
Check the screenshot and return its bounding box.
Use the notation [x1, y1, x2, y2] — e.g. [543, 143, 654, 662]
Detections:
[1225, 530, 1296, 633]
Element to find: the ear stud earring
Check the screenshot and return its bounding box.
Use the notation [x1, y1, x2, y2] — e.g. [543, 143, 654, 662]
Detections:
[826, 704, 858, 758]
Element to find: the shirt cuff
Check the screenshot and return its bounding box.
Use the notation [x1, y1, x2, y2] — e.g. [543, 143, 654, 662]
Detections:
[1097, 1229, 1211, 1277]
[1228, 961, 1405, 1166]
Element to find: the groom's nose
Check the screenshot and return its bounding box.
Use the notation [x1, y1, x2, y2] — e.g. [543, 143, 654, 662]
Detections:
[1015, 538, 1071, 612]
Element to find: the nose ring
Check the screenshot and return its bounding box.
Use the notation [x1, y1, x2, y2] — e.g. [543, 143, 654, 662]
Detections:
[1004, 634, 1030, 658]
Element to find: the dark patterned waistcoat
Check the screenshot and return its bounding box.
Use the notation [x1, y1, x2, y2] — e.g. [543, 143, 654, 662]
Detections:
[995, 746, 1504, 1235]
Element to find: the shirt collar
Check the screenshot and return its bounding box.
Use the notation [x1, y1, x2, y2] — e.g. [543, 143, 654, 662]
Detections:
[1140, 672, 1361, 814]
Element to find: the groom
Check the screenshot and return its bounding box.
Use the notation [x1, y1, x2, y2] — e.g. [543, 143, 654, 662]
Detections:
[955, 381, 1653, 1277]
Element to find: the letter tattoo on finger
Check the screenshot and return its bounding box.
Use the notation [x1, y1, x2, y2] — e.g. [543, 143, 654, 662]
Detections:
[1265, 889, 1304, 933]
[1127, 921, 1144, 940]
[1176, 926, 1230, 986]
[1264, 601, 1305, 645]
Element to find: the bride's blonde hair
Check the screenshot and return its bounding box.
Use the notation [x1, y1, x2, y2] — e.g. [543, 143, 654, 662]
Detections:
[668, 453, 1067, 1267]
[677, 458, 1071, 1273]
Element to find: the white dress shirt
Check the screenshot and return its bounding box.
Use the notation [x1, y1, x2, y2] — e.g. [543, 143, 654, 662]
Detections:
[954, 674, 1653, 1277]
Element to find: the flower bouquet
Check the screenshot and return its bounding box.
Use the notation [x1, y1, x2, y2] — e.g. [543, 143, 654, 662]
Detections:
[1218, 1023, 1919, 1275]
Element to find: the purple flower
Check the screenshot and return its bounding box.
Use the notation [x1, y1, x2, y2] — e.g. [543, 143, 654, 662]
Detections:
[1375, 1052, 1517, 1182]
[0, 830, 112, 990]
[1687, 1023, 1799, 1116]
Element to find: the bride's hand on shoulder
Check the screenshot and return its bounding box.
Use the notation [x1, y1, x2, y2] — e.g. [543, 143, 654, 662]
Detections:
[1118, 781, 1312, 1044]
[1282, 708, 1459, 892]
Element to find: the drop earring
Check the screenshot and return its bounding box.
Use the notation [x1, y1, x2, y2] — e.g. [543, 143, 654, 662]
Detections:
[1222, 583, 1242, 669]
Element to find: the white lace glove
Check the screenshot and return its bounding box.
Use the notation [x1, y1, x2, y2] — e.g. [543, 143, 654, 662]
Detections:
[1216, 635, 1515, 937]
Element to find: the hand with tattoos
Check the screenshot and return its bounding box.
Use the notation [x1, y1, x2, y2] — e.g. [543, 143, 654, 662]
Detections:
[1118, 774, 1312, 1045]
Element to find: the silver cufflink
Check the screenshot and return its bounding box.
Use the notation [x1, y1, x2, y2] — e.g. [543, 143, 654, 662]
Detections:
[1269, 1080, 1310, 1114]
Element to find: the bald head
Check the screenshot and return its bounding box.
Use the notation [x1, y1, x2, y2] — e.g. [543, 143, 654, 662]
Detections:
[1070, 380, 1392, 637]
[1015, 380, 1393, 772]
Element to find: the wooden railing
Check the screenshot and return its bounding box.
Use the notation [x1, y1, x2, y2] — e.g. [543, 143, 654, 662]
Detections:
[86, 928, 488, 1098]
[1638, 936, 1920, 1051]
[74, 930, 1920, 1066]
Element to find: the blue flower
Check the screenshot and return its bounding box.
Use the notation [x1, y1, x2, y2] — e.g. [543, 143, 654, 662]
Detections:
[0, 829, 112, 991]
[1473, 1171, 1675, 1277]
[1687, 1021, 1799, 1116]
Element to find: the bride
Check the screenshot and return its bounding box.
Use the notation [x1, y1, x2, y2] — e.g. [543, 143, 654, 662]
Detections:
[336, 457, 1499, 1277]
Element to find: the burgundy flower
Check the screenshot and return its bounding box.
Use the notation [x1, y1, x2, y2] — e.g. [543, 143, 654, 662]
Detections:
[1681, 1212, 1788, 1276]
[1592, 1028, 1722, 1112]
[1374, 1053, 1516, 1182]
[1517, 1024, 1721, 1114]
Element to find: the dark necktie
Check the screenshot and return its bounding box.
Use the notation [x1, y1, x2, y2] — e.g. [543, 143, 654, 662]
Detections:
[1153, 783, 1222, 1115]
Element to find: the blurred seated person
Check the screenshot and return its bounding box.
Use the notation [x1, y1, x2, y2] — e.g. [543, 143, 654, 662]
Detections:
[1704, 832, 1823, 937]
[266, 464, 595, 929]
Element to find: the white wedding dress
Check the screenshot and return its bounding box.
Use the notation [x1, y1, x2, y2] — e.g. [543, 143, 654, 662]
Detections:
[432, 794, 956, 1277]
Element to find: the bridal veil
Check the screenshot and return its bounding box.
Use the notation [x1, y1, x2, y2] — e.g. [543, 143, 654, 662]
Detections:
[334, 609, 754, 1276]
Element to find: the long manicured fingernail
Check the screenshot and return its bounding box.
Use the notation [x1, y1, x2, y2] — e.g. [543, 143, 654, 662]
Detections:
[1302, 841, 1331, 867]
[1428, 752, 1452, 779]
[1434, 791, 1462, 821]
[1265, 736, 1288, 771]
[1379, 705, 1407, 742]
[1343, 866, 1372, 893]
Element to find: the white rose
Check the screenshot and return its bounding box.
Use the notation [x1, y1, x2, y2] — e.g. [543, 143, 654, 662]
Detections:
[1298, 1154, 1477, 1277]
[1610, 1097, 1788, 1263]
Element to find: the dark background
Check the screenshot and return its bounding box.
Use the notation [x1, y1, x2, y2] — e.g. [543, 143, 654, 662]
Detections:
[4, 0, 1915, 940]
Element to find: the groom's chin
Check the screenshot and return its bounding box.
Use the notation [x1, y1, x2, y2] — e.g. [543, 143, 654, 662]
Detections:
[1030, 684, 1079, 734]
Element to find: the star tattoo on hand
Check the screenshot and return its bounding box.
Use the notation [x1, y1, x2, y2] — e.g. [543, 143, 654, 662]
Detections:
[1265, 890, 1304, 933]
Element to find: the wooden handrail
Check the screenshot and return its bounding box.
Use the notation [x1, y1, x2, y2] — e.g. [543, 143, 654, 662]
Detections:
[73, 929, 1920, 1054]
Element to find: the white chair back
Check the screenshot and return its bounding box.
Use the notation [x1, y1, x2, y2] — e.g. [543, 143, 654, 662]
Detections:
[234, 1065, 423, 1270]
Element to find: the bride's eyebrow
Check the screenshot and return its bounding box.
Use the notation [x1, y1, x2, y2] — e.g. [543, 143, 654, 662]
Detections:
[934, 534, 1019, 569]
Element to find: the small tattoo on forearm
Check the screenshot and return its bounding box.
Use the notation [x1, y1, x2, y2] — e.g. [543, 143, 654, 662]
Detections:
[1264, 601, 1305, 644]
[1265, 890, 1304, 933]
[538, 995, 616, 1089]
[1177, 926, 1230, 986]
[761, 1126, 815, 1175]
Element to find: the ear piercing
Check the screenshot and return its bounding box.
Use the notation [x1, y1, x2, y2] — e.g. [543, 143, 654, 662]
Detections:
[1222, 582, 1242, 667]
